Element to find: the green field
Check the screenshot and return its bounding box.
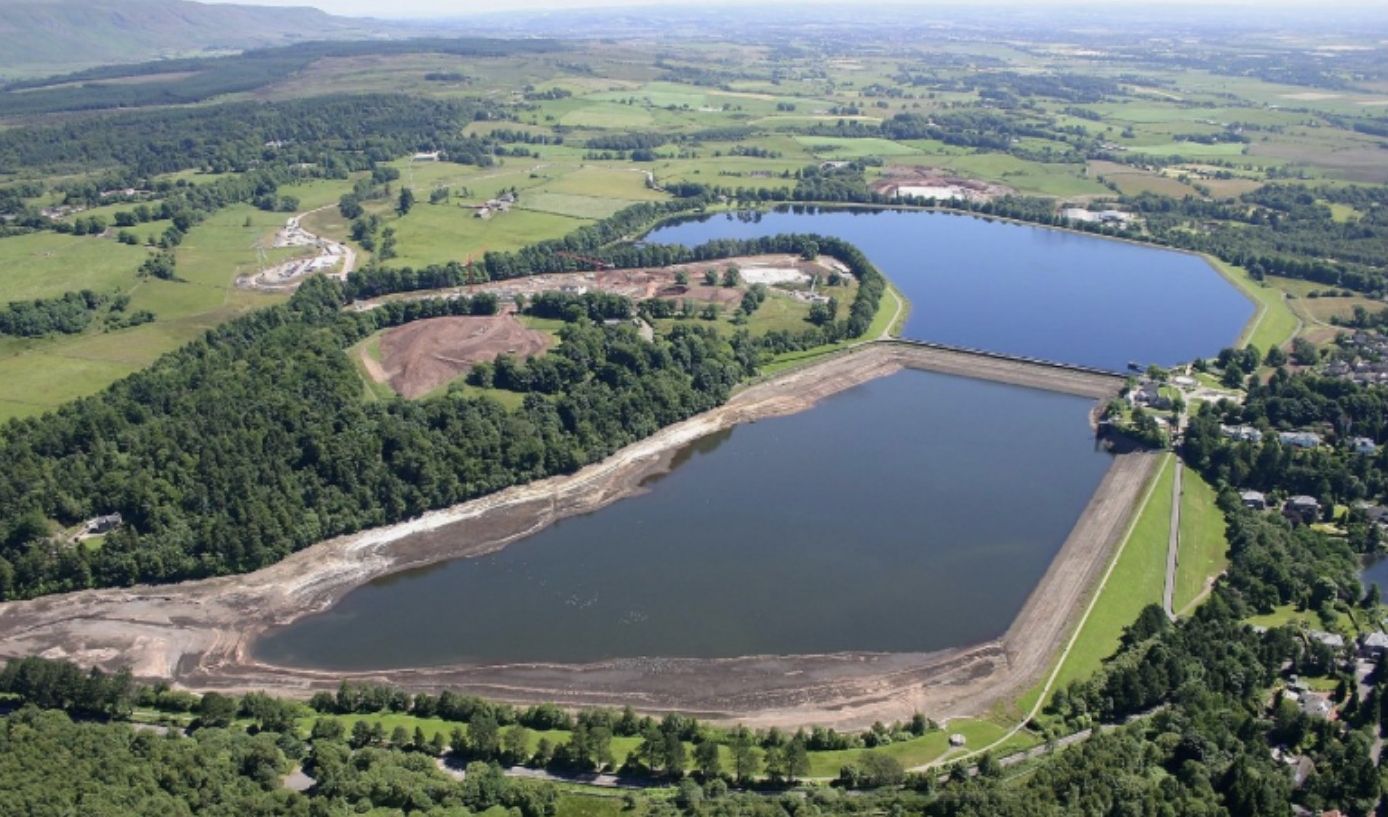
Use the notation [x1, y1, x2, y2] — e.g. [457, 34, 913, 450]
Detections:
[0, 204, 288, 419]
[1174, 466, 1229, 614]
[0, 232, 147, 302]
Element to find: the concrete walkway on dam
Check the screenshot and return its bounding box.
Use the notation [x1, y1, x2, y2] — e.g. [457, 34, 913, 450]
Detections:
[870, 339, 1127, 400]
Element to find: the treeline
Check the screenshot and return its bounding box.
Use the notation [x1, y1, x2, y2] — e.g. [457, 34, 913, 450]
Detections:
[0, 277, 745, 599]
[1123, 185, 1388, 294]
[0, 37, 562, 116]
[0, 290, 113, 337]
[0, 94, 491, 176]
[0, 655, 133, 718]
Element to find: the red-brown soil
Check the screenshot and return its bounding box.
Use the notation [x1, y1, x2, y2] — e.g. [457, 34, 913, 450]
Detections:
[374, 315, 552, 398]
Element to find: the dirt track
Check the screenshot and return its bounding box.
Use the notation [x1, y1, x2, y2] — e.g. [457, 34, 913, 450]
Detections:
[0, 342, 1147, 729]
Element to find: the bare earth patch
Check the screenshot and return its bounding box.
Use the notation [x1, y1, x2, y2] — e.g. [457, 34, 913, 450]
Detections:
[351, 254, 848, 313]
[0, 342, 1149, 730]
[871, 166, 1013, 202]
[373, 315, 552, 398]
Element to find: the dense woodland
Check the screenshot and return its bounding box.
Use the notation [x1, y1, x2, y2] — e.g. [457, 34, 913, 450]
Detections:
[0, 277, 749, 598]
[0, 94, 514, 176]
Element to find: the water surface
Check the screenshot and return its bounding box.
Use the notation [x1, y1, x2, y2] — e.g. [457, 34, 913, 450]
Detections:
[647, 208, 1253, 370]
[256, 370, 1113, 668]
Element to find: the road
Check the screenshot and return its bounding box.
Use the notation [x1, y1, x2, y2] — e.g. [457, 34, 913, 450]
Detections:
[1163, 462, 1182, 621]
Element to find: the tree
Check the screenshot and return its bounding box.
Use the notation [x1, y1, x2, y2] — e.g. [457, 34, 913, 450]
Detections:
[729, 726, 759, 782]
[502, 726, 530, 764]
[1264, 345, 1287, 367]
[721, 266, 740, 287]
[430, 187, 450, 205]
[784, 735, 810, 782]
[799, 240, 819, 260]
[1291, 337, 1318, 366]
[469, 710, 500, 758]
[661, 717, 686, 778]
[350, 719, 373, 749]
[310, 718, 344, 742]
[397, 187, 416, 216]
[703, 269, 717, 286]
[638, 723, 664, 772]
[859, 751, 905, 787]
[694, 738, 721, 779]
[197, 692, 237, 729]
[674, 270, 689, 286]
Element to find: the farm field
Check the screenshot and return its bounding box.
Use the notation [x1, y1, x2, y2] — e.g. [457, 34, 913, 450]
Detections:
[0, 232, 146, 301]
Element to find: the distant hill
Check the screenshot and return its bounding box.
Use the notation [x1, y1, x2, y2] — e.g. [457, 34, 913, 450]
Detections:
[0, 0, 393, 79]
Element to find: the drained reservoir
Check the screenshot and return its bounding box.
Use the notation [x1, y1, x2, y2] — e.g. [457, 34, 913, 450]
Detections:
[255, 369, 1113, 668]
[646, 208, 1254, 371]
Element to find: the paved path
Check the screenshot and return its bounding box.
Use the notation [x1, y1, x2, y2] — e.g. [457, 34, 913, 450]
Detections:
[1163, 462, 1182, 621]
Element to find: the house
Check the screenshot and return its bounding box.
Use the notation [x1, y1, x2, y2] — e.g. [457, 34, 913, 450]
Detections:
[1283, 496, 1321, 524]
[1363, 506, 1388, 528]
[1352, 437, 1378, 455]
[1240, 490, 1268, 510]
[1279, 431, 1323, 449]
[1308, 630, 1345, 649]
[1062, 207, 1134, 226]
[84, 513, 122, 535]
[1221, 425, 1263, 443]
[411, 151, 443, 161]
[1359, 631, 1388, 661]
[1299, 692, 1334, 719]
[1131, 381, 1171, 409]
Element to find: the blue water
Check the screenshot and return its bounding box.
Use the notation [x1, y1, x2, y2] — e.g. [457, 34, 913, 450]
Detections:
[255, 370, 1112, 668]
[646, 208, 1254, 371]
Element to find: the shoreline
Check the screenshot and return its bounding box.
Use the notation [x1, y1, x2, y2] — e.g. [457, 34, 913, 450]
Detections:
[0, 342, 1137, 729]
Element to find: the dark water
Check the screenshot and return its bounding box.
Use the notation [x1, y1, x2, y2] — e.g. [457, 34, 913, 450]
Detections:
[646, 208, 1253, 370]
[1362, 558, 1388, 596]
[255, 370, 1113, 668]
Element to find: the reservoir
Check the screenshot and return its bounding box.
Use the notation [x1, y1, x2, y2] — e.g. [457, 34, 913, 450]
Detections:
[255, 369, 1113, 668]
[646, 208, 1254, 371]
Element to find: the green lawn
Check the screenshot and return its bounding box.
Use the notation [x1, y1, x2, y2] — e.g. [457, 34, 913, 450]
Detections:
[804, 718, 1037, 777]
[1046, 453, 1174, 698]
[0, 231, 147, 302]
[1174, 466, 1229, 614]
[388, 206, 588, 269]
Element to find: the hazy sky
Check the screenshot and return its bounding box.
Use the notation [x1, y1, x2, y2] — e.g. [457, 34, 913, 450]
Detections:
[206, 0, 1342, 21]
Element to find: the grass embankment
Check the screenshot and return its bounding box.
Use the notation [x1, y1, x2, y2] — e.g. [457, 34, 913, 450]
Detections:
[1174, 465, 1229, 614]
[1018, 454, 1174, 716]
[1204, 255, 1299, 352]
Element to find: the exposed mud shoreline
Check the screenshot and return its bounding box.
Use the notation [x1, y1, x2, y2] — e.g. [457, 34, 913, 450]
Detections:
[0, 342, 1146, 730]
